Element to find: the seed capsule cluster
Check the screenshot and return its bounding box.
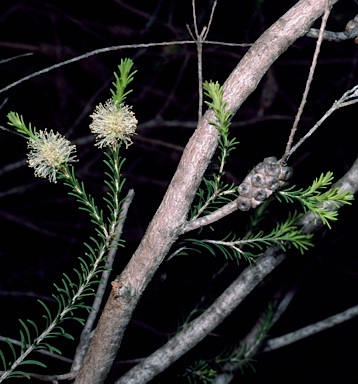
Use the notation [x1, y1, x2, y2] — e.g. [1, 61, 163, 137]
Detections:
[345, 14, 358, 44]
[237, 156, 291, 211]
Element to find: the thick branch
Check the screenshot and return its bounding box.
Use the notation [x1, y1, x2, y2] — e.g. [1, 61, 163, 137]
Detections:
[74, 1, 340, 382]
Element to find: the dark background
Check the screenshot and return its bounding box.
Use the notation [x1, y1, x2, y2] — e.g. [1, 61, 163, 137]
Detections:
[0, 0, 357, 383]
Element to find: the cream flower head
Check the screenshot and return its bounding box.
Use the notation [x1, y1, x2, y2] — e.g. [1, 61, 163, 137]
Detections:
[27, 129, 77, 183]
[89, 99, 138, 149]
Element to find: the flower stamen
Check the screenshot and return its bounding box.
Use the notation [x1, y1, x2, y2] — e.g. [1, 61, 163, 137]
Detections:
[89, 99, 138, 149]
[27, 130, 77, 183]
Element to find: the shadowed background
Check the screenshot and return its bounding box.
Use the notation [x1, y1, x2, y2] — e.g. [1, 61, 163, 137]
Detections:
[0, 1, 357, 382]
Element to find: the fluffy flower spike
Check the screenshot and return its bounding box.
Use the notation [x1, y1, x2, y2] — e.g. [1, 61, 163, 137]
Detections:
[89, 99, 138, 149]
[27, 129, 77, 183]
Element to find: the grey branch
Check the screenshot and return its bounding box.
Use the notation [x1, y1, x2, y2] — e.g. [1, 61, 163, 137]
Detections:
[286, 83, 358, 161]
[0, 40, 249, 96]
[182, 197, 242, 234]
[307, 25, 358, 41]
[262, 304, 358, 352]
[282, 2, 331, 163]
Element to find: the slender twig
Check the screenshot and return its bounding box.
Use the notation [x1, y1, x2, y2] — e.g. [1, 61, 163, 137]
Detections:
[0, 39, 249, 96]
[188, 0, 218, 121]
[282, 1, 331, 163]
[136, 135, 185, 152]
[201, 40, 250, 47]
[0, 52, 33, 65]
[71, 189, 135, 372]
[203, 1, 217, 41]
[306, 26, 358, 41]
[0, 98, 7, 110]
[182, 196, 242, 234]
[262, 304, 358, 352]
[0, 370, 77, 382]
[0, 124, 24, 137]
[191, 0, 199, 38]
[137, 113, 296, 131]
[0, 336, 72, 364]
[166, 246, 187, 262]
[286, 84, 358, 160]
[307, 15, 358, 42]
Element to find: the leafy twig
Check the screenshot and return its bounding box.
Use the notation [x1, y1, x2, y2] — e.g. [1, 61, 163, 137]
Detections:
[189, 81, 238, 221]
[277, 172, 354, 228]
[70, 189, 134, 373]
[186, 212, 313, 264]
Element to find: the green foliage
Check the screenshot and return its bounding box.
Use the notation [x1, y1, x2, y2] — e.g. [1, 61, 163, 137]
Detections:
[103, 146, 127, 234]
[239, 212, 313, 254]
[183, 360, 217, 383]
[186, 170, 354, 265]
[0, 145, 126, 380]
[190, 81, 239, 220]
[277, 172, 354, 228]
[186, 212, 313, 264]
[190, 178, 237, 220]
[0, 62, 133, 381]
[203, 80, 232, 136]
[111, 58, 137, 106]
[7, 111, 37, 140]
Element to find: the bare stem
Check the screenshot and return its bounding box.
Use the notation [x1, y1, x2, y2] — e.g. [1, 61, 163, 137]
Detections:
[281, 0, 331, 163]
[188, 0, 218, 121]
[0, 39, 249, 96]
[286, 84, 358, 160]
[262, 304, 358, 352]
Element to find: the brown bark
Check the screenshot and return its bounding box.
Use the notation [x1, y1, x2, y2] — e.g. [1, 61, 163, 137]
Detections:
[74, 1, 340, 382]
